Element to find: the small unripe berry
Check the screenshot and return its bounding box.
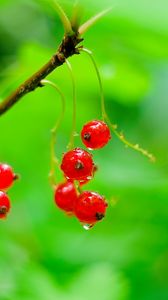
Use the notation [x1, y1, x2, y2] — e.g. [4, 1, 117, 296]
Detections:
[0, 191, 11, 219]
[81, 120, 111, 149]
[61, 148, 94, 181]
[54, 181, 78, 213]
[74, 191, 108, 224]
[0, 163, 16, 190]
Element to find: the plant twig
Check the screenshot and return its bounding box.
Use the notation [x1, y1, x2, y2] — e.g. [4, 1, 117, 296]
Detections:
[0, 34, 83, 116]
[40, 79, 66, 187]
[80, 47, 156, 162]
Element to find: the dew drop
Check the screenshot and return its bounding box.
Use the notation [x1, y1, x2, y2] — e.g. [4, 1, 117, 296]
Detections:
[82, 223, 94, 230]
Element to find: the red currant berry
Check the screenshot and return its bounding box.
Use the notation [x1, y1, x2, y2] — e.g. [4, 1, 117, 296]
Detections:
[54, 181, 78, 213]
[81, 120, 111, 149]
[0, 163, 16, 190]
[0, 191, 11, 219]
[61, 148, 94, 181]
[74, 191, 108, 224]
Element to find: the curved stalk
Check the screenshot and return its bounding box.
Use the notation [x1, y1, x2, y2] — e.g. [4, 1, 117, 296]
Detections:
[81, 47, 106, 119]
[80, 48, 155, 162]
[41, 79, 66, 187]
[65, 59, 77, 150]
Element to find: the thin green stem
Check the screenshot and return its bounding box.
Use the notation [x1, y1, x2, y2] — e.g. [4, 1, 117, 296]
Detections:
[105, 114, 155, 162]
[81, 48, 106, 119]
[65, 59, 77, 150]
[80, 48, 155, 162]
[41, 79, 66, 187]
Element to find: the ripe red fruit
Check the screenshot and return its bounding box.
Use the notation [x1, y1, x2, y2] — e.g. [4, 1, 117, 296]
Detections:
[54, 181, 78, 213]
[81, 120, 111, 149]
[61, 148, 94, 180]
[0, 163, 16, 190]
[0, 191, 11, 219]
[74, 191, 108, 224]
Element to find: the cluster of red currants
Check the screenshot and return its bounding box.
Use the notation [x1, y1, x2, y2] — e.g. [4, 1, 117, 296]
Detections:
[0, 163, 17, 219]
[54, 120, 111, 229]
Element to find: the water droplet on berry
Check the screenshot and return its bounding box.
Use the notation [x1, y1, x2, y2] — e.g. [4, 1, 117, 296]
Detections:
[82, 223, 94, 230]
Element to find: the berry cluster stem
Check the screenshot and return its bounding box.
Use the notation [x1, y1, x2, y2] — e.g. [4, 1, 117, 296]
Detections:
[81, 48, 106, 120]
[41, 79, 66, 187]
[80, 47, 155, 162]
[65, 59, 77, 150]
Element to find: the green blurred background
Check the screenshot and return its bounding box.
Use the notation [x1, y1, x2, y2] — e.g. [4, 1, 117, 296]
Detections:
[0, 0, 168, 299]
